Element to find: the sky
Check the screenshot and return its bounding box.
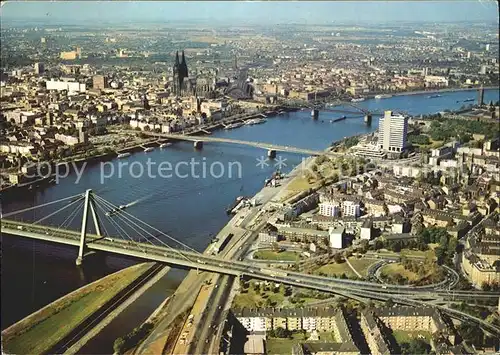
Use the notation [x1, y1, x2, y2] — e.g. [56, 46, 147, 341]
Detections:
[1, 1, 499, 25]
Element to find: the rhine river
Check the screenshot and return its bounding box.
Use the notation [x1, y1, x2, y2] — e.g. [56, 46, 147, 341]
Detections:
[1, 89, 498, 348]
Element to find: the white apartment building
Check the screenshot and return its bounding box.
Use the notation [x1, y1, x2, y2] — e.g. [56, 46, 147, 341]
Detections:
[302, 316, 317, 332]
[329, 226, 345, 249]
[237, 316, 269, 332]
[378, 110, 408, 153]
[46, 79, 86, 94]
[342, 200, 360, 217]
[319, 201, 340, 217]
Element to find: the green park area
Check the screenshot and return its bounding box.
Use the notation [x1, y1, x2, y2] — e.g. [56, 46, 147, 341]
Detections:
[233, 281, 287, 309]
[314, 257, 378, 279]
[408, 116, 498, 149]
[381, 263, 420, 282]
[379, 259, 445, 286]
[254, 250, 302, 262]
[233, 280, 332, 309]
[392, 330, 432, 344]
[2, 262, 153, 355]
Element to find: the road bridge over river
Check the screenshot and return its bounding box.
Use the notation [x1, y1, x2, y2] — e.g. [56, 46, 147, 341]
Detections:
[135, 131, 345, 158]
[3, 190, 500, 336]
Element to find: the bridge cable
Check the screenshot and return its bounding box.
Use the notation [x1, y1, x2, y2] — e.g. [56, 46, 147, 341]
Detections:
[92, 197, 153, 245]
[95, 194, 200, 254]
[2, 193, 84, 218]
[58, 199, 85, 229]
[93, 195, 197, 262]
[93, 195, 190, 252]
[31, 196, 85, 225]
[91, 198, 141, 245]
[92, 197, 196, 263]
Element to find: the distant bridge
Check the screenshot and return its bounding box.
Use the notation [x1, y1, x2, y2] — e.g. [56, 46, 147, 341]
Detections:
[137, 131, 344, 158]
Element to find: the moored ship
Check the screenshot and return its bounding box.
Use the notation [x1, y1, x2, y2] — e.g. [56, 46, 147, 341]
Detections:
[117, 152, 131, 159]
[245, 118, 267, 125]
[374, 94, 393, 99]
[224, 122, 244, 130]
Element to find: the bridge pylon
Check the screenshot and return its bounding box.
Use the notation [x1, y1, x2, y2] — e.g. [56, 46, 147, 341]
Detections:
[76, 189, 102, 266]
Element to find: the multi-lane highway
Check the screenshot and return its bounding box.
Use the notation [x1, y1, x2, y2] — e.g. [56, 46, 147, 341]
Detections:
[2, 219, 496, 299]
[3, 219, 500, 337]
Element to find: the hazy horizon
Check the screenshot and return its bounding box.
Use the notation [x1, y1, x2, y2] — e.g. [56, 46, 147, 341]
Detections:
[1, 1, 499, 26]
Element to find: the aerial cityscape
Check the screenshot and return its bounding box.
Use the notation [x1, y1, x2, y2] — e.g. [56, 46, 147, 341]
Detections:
[1, 1, 500, 354]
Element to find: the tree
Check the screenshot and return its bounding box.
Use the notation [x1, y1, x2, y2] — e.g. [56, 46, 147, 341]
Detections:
[401, 339, 431, 355]
[481, 281, 491, 291]
[435, 246, 447, 265]
[385, 298, 394, 307]
[333, 253, 344, 264]
[275, 327, 290, 338]
[458, 322, 484, 345]
[113, 337, 126, 354]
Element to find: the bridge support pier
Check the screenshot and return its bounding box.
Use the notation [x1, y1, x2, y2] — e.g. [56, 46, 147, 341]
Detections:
[364, 114, 372, 126]
[267, 150, 276, 159]
[193, 141, 203, 150]
[311, 109, 319, 120]
[76, 189, 102, 266]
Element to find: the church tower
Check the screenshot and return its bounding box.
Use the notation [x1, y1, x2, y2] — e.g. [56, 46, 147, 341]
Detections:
[180, 50, 189, 79]
[172, 50, 189, 96]
[172, 51, 181, 96]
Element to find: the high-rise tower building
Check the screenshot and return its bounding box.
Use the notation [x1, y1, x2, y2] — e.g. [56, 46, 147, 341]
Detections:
[34, 62, 44, 75]
[478, 86, 484, 106]
[378, 111, 408, 152]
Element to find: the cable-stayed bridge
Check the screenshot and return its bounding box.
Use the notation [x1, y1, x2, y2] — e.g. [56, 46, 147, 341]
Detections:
[2, 190, 499, 336]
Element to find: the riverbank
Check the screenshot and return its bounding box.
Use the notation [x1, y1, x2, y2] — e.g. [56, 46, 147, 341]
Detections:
[385, 86, 499, 98]
[1, 262, 155, 355]
[63, 265, 171, 355]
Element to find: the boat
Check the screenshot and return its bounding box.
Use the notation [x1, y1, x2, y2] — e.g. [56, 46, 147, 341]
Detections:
[160, 142, 172, 148]
[245, 118, 267, 125]
[351, 97, 365, 102]
[374, 94, 392, 99]
[117, 152, 131, 159]
[106, 204, 128, 216]
[144, 147, 154, 153]
[331, 116, 347, 123]
[464, 98, 474, 102]
[226, 196, 245, 214]
[224, 122, 244, 130]
[427, 94, 442, 99]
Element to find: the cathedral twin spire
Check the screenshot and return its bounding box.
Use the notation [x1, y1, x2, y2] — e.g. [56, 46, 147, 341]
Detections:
[173, 50, 189, 96]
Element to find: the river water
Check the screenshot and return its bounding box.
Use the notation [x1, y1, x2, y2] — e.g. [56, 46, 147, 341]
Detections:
[1, 89, 498, 348]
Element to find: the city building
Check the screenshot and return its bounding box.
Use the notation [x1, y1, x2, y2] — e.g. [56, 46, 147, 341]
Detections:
[360, 310, 394, 355]
[172, 50, 189, 96]
[329, 226, 345, 249]
[342, 199, 361, 217]
[377, 110, 408, 153]
[46, 79, 86, 94]
[34, 62, 44, 75]
[376, 306, 456, 345]
[92, 75, 108, 90]
[319, 201, 340, 217]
